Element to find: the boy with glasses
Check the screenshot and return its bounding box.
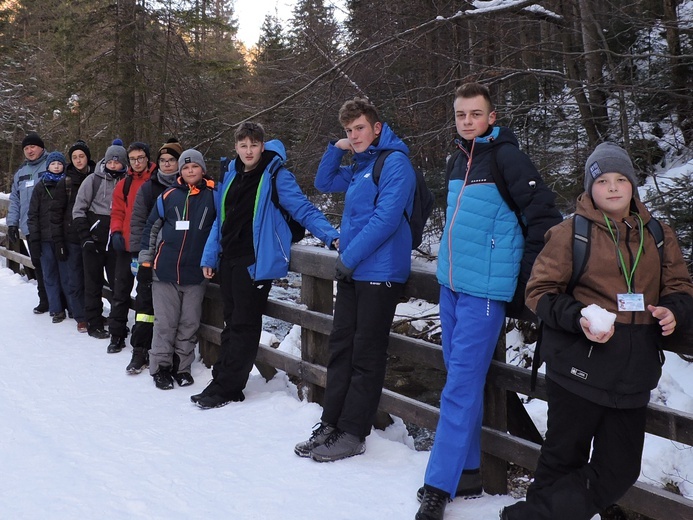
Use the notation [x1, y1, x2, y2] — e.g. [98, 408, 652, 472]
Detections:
[126, 138, 183, 374]
[106, 142, 156, 354]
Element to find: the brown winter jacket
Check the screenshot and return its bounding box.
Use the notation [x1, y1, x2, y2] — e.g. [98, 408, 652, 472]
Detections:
[526, 193, 693, 407]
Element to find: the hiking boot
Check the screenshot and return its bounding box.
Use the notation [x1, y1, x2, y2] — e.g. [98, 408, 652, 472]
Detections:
[126, 348, 149, 374]
[415, 486, 450, 520]
[172, 372, 194, 387]
[51, 311, 66, 324]
[77, 322, 88, 333]
[416, 469, 483, 502]
[500, 507, 510, 520]
[309, 429, 365, 462]
[190, 381, 221, 404]
[88, 327, 110, 339]
[294, 422, 337, 458]
[33, 303, 49, 314]
[195, 391, 245, 409]
[152, 369, 174, 390]
[107, 336, 125, 354]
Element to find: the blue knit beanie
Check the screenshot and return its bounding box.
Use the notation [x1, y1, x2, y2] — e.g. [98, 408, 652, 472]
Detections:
[46, 151, 67, 170]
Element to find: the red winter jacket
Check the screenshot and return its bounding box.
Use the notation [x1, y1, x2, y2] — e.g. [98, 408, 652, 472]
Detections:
[110, 162, 156, 251]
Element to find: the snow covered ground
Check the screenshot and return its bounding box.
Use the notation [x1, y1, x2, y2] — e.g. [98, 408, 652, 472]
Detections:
[0, 266, 517, 519]
[1, 261, 692, 519]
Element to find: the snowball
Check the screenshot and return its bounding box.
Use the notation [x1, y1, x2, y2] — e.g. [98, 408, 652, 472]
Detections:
[581, 304, 616, 335]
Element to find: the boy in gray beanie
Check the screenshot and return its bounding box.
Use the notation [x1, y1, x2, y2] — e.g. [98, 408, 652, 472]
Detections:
[502, 144, 693, 520]
[584, 142, 639, 196]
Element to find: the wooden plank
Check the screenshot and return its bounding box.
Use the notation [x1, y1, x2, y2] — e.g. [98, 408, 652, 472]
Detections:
[0, 245, 35, 269]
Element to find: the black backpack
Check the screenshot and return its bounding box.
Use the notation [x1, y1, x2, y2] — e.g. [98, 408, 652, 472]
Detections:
[372, 149, 434, 250]
[270, 166, 306, 243]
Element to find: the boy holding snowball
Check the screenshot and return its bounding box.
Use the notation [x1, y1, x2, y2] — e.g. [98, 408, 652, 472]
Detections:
[501, 143, 693, 520]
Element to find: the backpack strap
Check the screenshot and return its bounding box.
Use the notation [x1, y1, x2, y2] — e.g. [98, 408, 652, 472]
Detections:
[269, 162, 287, 212]
[371, 149, 402, 211]
[122, 175, 134, 206]
[646, 218, 664, 264]
[568, 214, 591, 295]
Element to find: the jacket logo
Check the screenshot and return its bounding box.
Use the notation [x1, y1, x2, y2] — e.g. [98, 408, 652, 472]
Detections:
[364, 172, 371, 178]
[571, 367, 588, 380]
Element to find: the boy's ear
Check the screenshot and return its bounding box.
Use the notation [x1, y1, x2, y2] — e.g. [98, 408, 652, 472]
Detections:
[374, 121, 382, 137]
[488, 111, 497, 125]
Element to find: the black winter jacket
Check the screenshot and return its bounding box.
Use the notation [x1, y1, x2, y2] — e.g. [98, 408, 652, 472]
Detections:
[50, 162, 95, 245]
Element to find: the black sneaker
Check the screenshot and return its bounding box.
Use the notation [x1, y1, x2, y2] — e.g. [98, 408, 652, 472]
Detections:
[107, 336, 125, 354]
[126, 348, 149, 374]
[195, 391, 244, 409]
[309, 429, 366, 462]
[51, 311, 66, 324]
[190, 381, 220, 404]
[33, 303, 49, 314]
[415, 486, 450, 520]
[294, 422, 337, 458]
[152, 369, 174, 390]
[88, 327, 110, 339]
[172, 372, 194, 387]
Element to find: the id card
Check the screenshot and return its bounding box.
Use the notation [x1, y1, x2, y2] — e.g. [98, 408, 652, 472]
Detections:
[617, 293, 645, 312]
[25, 179, 35, 188]
[175, 220, 190, 231]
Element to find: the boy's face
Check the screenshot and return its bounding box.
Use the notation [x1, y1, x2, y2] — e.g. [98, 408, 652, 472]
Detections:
[128, 150, 148, 173]
[158, 153, 178, 174]
[48, 161, 64, 174]
[181, 163, 204, 185]
[107, 159, 124, 171]
[343, 115, 382, 153]
[591, 172, 633, 220]
[235, 138, 264, 172]
[71, 150, 88, 171]
[454, 95, 496, 140]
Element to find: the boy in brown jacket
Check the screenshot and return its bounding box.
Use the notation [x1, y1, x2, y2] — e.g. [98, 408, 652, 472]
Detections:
[502, 142, 693, 520]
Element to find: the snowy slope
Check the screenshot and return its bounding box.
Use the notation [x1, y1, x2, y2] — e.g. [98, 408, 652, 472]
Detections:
[0, 267, 518, 519]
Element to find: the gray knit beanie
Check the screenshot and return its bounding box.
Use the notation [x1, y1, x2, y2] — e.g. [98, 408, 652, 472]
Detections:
[584, 142, 638, 195]
[178, 149, 206, 174]
[104, 139, 128, 166]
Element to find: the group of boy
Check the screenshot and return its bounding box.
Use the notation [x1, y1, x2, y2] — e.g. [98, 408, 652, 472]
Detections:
[7, 81, 693, 520]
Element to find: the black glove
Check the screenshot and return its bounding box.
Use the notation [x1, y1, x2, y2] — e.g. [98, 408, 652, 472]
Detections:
[136, 264, 153, 285]
[82, 238, 100, 254]
[110, 231, 126, 252]
[28, 240, 42, 261]
[7, 226, 20, 244]
[55, 242, 68, 262]
[335, 256, 354, 283]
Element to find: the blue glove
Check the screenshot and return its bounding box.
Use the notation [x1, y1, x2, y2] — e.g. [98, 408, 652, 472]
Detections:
[335, 256, 354, 283]
[130, 257, 139, 276]
[110, 232, 126, 252]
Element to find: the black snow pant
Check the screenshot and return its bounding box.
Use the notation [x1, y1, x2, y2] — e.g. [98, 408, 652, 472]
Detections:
[321, 279, 403, 439]
[108, 250, 134, 338]
[130, 265, 154, 352]
[211, 254, 271, 398]
[82, 244, 117, 332]
[503, 377, 647, 520]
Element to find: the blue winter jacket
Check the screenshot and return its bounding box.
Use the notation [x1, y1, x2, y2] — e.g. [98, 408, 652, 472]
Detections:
[437, 126, 559, 301]
[200, 140, 339, 281]
[314, 123, 416, 283]
[8, 150, 48, 236]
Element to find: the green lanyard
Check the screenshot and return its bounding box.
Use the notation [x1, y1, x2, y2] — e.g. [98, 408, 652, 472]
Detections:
[604, 213, 644, 293]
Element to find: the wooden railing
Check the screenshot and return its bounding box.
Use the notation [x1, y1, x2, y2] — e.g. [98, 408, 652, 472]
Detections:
[1, 196, 692, 519]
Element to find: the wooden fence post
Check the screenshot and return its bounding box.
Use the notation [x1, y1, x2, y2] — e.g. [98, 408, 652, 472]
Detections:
[300, 273, 333, 404]
[482, 332, 509, 495]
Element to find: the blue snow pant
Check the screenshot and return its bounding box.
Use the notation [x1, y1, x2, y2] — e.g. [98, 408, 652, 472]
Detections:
[58, 242, 85, 322]
[423, 287, 505, 496]
[41, 241, 64, 315]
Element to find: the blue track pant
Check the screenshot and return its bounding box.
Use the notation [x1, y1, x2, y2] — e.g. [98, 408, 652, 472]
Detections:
[424, 286, 505, 496]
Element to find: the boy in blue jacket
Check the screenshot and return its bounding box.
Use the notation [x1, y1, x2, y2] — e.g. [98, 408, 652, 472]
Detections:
[416, 83, 561, 520]
[193, 122, 339, 408]
[294, 98, 416, 463]
[139, 149, 215, 390]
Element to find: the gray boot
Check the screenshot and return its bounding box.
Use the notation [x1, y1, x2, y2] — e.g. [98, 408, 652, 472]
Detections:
[309, 429, 365, 462]
[294, 422, 336, 458]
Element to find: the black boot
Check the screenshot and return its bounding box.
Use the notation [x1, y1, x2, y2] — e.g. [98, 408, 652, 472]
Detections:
[107, 336, 125, 354]
[126, 347, 149, 374]
[415, 486, 449, 520]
